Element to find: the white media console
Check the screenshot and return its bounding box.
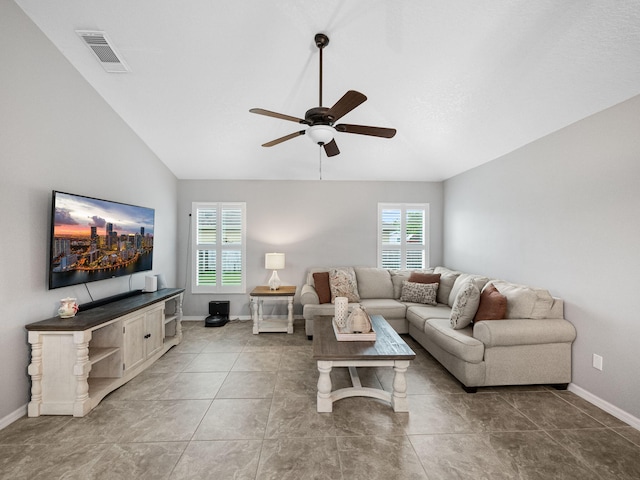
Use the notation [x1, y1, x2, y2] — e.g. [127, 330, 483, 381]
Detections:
[25, 288, 184, 417]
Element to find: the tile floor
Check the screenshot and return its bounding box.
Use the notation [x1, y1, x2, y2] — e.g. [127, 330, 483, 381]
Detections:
[2, 319, 640, 479]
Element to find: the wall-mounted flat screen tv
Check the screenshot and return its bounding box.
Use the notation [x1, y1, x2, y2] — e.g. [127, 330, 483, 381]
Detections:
[49, 191, 155, 290]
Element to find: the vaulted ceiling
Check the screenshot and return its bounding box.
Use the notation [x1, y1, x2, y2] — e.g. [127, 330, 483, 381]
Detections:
[14, 0, 640, 181]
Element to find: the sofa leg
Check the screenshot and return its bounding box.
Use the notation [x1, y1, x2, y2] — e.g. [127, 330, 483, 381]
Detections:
[462, 385, 477, 394]
[550, 383, 569, 391]
[307, 335, 313, 341]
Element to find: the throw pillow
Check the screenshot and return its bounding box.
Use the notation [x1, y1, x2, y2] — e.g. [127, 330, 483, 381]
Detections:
[312, 272, 331, 304]
[450, 280, 480, 329]
[400, 281, 438, 305]
[474, 284, 507, 321]
[408, 272, 441, 285]
[329, 267, 360, 303]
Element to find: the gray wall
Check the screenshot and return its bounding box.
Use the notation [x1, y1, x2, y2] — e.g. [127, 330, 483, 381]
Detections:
[0, 2, 178, 424]
[177, 180, 443, 318]
[443, 94, 640, 420]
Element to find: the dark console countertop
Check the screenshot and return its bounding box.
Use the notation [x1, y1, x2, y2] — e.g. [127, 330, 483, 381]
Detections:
[26, 288, 184, 332]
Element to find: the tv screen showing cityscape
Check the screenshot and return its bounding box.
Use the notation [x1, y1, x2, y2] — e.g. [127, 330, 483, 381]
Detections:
[49, 191, 155, 290]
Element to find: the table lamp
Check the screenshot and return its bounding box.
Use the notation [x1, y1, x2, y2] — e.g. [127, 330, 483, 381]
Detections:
[265, 253, 285, 290]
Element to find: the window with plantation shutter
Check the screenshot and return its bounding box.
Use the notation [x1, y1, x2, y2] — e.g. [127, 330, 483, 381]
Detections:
[192, 202, 246, 293]
[378, 203, 429, 270]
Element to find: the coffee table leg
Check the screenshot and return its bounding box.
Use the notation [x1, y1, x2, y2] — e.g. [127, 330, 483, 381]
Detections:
[317, 360, 333, 412]
[391, 360, 410, 412]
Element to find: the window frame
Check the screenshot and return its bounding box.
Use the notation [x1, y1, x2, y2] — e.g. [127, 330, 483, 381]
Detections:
[377, 203, 429, 270]
[191, 202, 246, 294]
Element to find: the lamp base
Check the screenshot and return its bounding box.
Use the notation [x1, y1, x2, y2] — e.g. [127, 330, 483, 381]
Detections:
[268, 270, 281, 290]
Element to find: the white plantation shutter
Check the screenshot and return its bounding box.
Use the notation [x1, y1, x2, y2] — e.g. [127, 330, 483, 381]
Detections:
[378, 203, 429, 270]
[192, 202, 246, 293]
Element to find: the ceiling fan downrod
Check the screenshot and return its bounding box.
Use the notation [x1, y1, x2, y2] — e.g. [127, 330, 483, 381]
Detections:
[315, 33, 329, 107]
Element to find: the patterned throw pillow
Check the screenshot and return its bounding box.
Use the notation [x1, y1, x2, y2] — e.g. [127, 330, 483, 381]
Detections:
[329, 267, 360, 303]
[400, 281, 438, 305]
[450, 279, 481, 329]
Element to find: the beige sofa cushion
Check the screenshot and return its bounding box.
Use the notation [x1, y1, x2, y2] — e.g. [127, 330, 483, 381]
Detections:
[424, 318, 484, 364]
[434, 266, 462, 304]
[405, 304, 452, 331]
[491, 280, 555, 319]
[354, 267, 394, 299]
[359, 299, 407, 319]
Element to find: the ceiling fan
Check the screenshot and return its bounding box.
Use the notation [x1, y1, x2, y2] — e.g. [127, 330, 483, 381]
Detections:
[250, 33, 396, 157]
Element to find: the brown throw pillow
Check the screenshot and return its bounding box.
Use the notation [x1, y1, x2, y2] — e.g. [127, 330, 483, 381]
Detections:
[409, 272, 441, 285]
[313, 272, 331, 304]
[474, 284, 507, 321]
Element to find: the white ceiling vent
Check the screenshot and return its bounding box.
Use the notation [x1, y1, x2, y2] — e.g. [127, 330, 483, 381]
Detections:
[76, 30, 130, 73]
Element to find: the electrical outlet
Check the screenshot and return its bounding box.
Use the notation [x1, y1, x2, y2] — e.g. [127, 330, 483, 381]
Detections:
[592, 354, 603, 371]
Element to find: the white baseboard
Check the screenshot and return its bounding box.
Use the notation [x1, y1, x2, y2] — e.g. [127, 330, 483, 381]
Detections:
[0, 404, 26, 431]
[568, 383, 640, 430]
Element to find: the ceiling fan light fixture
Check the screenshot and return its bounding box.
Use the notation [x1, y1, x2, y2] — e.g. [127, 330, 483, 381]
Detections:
[307, 124, 335, 145]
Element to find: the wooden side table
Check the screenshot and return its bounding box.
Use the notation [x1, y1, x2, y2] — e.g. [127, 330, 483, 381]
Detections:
[249, 285, 296, 334]
[249, 285, 296, 335]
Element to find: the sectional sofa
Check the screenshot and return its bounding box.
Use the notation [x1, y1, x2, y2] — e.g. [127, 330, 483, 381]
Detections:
[300, 266, 576, 392]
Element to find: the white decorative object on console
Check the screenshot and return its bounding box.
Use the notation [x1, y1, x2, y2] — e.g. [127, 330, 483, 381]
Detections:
[58, 297, 78, 318]
[265, 252, 285, 290]
[144, 275, 158, 292]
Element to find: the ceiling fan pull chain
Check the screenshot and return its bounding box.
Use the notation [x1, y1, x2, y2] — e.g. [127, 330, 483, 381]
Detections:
[319, 147, 323, 180]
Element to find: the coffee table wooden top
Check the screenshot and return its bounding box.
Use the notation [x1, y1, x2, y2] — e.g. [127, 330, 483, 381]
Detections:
[313, 315, 416, 361]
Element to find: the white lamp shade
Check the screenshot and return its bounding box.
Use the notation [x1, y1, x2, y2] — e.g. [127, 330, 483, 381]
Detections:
[265, 253, 285, 270]
[307, 125, 335, 145]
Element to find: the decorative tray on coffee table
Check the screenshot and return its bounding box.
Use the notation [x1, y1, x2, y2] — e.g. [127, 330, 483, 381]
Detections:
[332, 318, 377, 341]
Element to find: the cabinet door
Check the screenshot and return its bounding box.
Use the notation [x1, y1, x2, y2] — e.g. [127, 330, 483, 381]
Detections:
[123, 314, 146, 372]
[145, 306, 164, 358]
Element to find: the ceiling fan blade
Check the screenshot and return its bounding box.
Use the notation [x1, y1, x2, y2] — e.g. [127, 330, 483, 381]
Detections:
[335, 123, 397, 138]
[261, 130, 306, 147]
[323, 139, 340, 157]
[250, 108, 308, 124]
[325, 90, 367, 122]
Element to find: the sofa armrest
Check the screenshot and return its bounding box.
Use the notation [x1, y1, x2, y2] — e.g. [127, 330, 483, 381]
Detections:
[473, 318, 576, 347]
[300, 283, 320, 305]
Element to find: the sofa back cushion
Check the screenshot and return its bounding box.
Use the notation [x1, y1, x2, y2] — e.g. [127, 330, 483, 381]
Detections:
[434, 266, 462, 305]
[354, 267, 394, 299]
[448, 273, 490, 307]
[490, 280, 555, 319]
